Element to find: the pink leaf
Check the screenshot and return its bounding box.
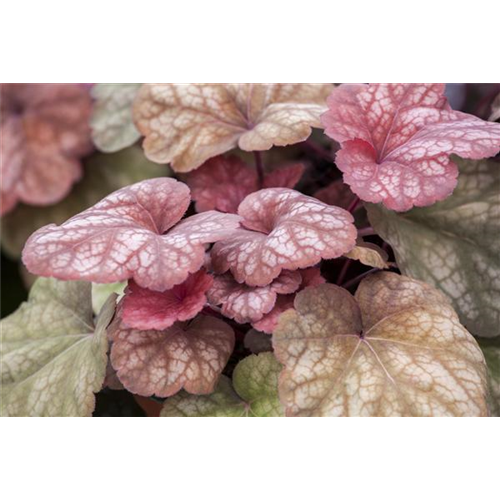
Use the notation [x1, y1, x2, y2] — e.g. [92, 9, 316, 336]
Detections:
[0, 84, 93, 215]
[208, 270, 301, 324]
[110, 315, 234, 397]
[121, 270, 214, 330]
[211, 188, 356, 286]
[22, 178, 241, 291]
[253, 267, 325, 333]
[321, 83, 500, 211]
[185, 155, 304, 214]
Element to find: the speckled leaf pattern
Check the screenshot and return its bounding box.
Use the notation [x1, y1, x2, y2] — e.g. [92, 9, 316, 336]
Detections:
[133, 83, 333, 172]
[273, 272, 488, 417]
[91, 83, 142, 152]
[367, 158, 500, 338]
[232, 352, 283, 416]
[110, 315, 235, 397]
[477, 339, 500, 416]
[22, 178, 241, 291]
[321, 83, 500, 211]
[211, 188, 356, 286]
[1, 146, 168, 259]
[0, 278, 114, 417]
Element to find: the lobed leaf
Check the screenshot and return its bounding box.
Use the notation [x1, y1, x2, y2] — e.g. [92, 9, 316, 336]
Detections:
[367, 157, 500, 337]
[273, 272, 488, 416]
[0, 278, 114, 416]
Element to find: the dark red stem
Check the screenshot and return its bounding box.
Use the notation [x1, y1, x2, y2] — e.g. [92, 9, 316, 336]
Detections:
[254, 151, 265, 189]
[347, 196, 361, 213]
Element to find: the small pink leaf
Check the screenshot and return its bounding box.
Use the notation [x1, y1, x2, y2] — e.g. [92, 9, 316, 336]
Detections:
[22, 178, 241, 291]
[211, 188, 356, 286]
[253, 268, 325, 333]
[208, 270, 301, 324]
[121, 270, 214, 330]
[1, 84, 93, 215]
[185, 155, 304, 214]
[110, 315, 235, 397]
[321, 83, 500, 211]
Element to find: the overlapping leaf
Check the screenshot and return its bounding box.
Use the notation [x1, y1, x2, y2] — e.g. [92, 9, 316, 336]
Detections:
[477, 338, 500, 416]
[22, 178, 241, 291]
[321, 83, 500, 211]
[368, 157, 500, 337]
[1, 83, 93, 215]
[185, 155, 304, 213]
[344, 240, 389, 269]
[90, 83, 142, 152]
[2, 146, 168, 258]
[110, 315, 234, 397]
[0, 278, 114, 416]
[133, 83, 333, 172]
[273, 272, 488, 416]
[121, 270, 213, 330]
[211, 188, 356, 286]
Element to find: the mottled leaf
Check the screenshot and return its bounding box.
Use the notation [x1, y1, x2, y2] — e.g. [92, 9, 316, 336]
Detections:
[90, 83, 141, 152]
[273, 272, 488, 416]
[0, 278, 114, 416]
[322, 83, 500, 211]
[133, 83, 333, 172]
[22, 178, 241, 291]
[368, 158, 500, 337]
[344, 240, 389, 269]
[211, 188, 356, 286]
[110, 315, 234, 397]
[1, 146, 168, 259]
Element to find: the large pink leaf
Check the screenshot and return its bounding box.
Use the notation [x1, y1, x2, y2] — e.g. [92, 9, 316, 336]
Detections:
[321, 83, 500, 211]
[253, 267, 325, 333]
[121, 270, 214, 330]
[0, 84, 93, 215]
[211, 188, 356, 286]
[185, 155, 304, 214]
[110, 315, 235, 397]
[22, 178, 241, 291]
[208, 270, 301, 324]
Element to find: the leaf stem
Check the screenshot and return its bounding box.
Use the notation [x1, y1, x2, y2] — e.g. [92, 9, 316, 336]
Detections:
[342, 269, 379, 289]
[347, 196, 361, 213]
[357, 227, 376, 237]
[254, 151, 265, 189]
[336, 258, 352, 285]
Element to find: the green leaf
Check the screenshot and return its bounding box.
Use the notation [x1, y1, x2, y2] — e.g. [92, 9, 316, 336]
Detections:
[92, 282, 126, 315]
[232, 352, 283, 416]
[1, 146, 169, 258]
[90, 83, 142, 152]
[478, 338, 500, 416]
[0, 278, 115, 416]
[160, 353, 284, 417]
[160, 376, 248, 417]
[367, 157, 500, 338]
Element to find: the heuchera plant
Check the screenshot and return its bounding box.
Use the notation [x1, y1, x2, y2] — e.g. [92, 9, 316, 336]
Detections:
[2, 82, 500, 417]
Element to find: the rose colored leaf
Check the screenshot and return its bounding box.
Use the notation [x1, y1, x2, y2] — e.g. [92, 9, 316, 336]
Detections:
[477, 338, 500, 416]
[344, 240, 389, 269]
[252, 268, 325, 334]
[103, 358, 125, 391]
[244, 329, 273, 354]
[0, 278, 115, 416]
[160, 376, 248, 417]
[1, 83, 93, 215]
[208, 270, 301, 324]
[314, 179, 357, 210]
[1, 146, 169, 259]
[490, 92, 500, 122]
[133, 83, 333, 172]
[185, 155, 305, 214]
[367, 157, 500, 337]
[22, 178, 241, 291]
[211, 188, 356, 286]
[122, 270, 213, 330]
[90, 83, 142, 152]
[322, 83, 500, 211]
[273, 272, 488, 417]
[110, 315, 234, 397]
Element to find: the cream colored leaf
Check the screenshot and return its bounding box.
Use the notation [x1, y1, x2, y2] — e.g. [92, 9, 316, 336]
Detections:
[273, 272, 488, 417]
[91, 83, 141, 152]
[367, 157, 500, 337]
[133, 83, 333, 172]
[0, 278, 115, 417]
[344, 240, 389, 269]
